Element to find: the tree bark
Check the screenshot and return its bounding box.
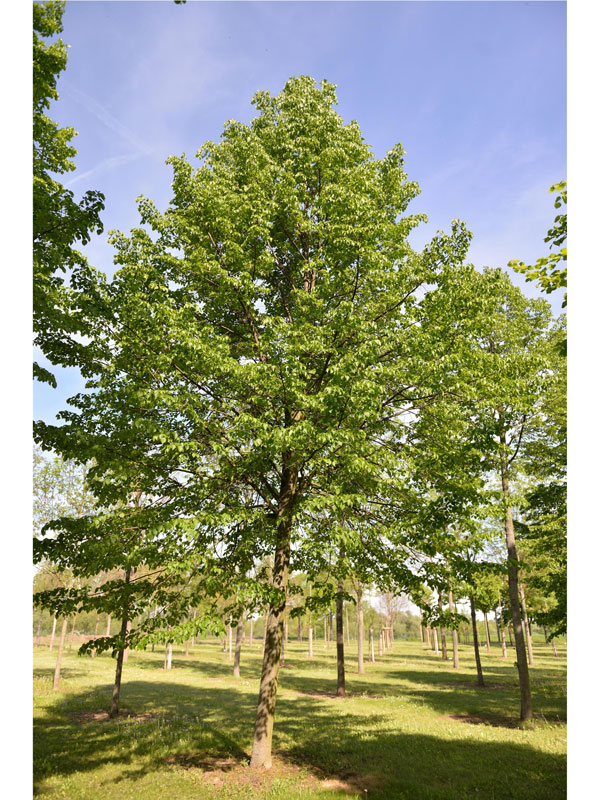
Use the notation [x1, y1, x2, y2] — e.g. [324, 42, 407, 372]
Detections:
[249, 463, 296, 769]
[432, 626, 439, 655]
[52, 617, 69, 691]
[49, 613, 57, 651]
[123, 619, 131, 663]
[68, 615, 76, 650]
[233, 614, 244, 677]
[110, 567, 132, 718]
[483, 612, 491, 654]
[356, 585, 365, 674]
[438, 592, 448, 660]
[469, 596, 485, 687]
[297, 615, 302, 642]
[519, 583, 535, 666]
[164, 640, 172, 670]
[336, 579, 346, 697]
[35, 609, 43, 646]
[228, 616, 233, 660]
[369, 624, 375, 662]
[500, 425, 532, 721]
[448, 588, 459, 669]
[106, 613, 112, 637]
[423, 626, 430, 648]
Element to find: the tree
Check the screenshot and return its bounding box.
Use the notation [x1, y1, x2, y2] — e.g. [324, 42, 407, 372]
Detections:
[508, 181, 567, 308]
[33, 0, 104, 386]
[34, 76, 473, 768]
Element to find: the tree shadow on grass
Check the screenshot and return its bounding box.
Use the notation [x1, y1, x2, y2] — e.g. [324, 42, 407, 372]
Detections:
[34, 679, 566, 800]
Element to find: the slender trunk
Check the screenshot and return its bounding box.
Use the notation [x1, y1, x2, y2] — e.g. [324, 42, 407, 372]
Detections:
[123, 619, 131, 663]
[519, 583, 535, 666]
[228, 616, 233, 660]
[233, 614, 244, 677]
[494, 609, 501, 643]
[498, 597, 508, 659]
[448, 588, 459, 669]
[336, 579, 346, 697]
[424, 626, 430, 647]
[508, 623, 514, 647]
[250, 464, 296, 769]
[35, 610, 43, 646]
[469, 596, 485, 687]
[250, 618, 254, 648]
[49, 614, 57, 651]
[68, 616, 76, 650]
[552, 638, 558, 657]
[500, 428, 532, 721]
[378, 629, 383, 656]
[52, 617, 69, 691]
[432, 627, 439, 656]
[483, 612, 491, 654]
[438, 593, 448, 660]
[308, 623, 313, 657]
[297, 615, 302, 642]
[357, 586, 364, 674]
[105, 613, 112, 637]
[419, 623, 424, 643]
[91, 612, 100, 658]
[345, 604, 350, 645]
[109, 568, 132, 718]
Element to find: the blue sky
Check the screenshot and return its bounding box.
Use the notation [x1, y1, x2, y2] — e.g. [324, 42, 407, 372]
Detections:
[34, 0, 566, 423]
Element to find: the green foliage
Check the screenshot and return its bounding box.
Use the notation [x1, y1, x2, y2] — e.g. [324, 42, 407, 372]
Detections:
[33, 0, 104, 386]
[508, 181, 567, 307]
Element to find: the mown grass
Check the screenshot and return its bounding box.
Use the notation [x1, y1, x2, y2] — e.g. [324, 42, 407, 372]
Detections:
[33, 635, 566, 799]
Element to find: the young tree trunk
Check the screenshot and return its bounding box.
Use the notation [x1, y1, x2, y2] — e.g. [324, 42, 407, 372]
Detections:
[123, 619, 131, 663]
[164, 641, 172, 670]
[448, 588, 459, 670]
[469, 596, 485, 687]
[297, 615, 302, 642]
[369, 624, 375, 662]
[500, 427, 532, 721]
[228, 616, 233, 660]
[49, 613, 57, 651]
[109, 568, 132, 718]
[308, 622, 313, 657]
[356, 585, 365, 674]
[233, 614, 244, 677]
[497, 598, 508, 659]
[68, 615, 77, 650]
[52, 617, 69, 691]
[249, 469, 295, 770]
[432, 627, 439, 656]
[336, 579, 346, 697]
[438, 593, 448, 660]
[91, 612, 100, 658]
[106, 613, 112, 637]
[483, 612, 491, 654]
[494, 609, 501, 643]
[419, 623, 424, 643]
[423, 626, 430, 648]
[519, 583, 535, 666]
[35, 609, 43, 646]
[378, 628, 383, 656]
[249, 617, 254, 648]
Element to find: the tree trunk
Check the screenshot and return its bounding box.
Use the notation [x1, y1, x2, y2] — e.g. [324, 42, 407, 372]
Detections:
[438, 593, 448, 660]
[356, 585, 364, 674]
[68, 615, 76, 650]
[483, 612, 491, 654]
[552, 638, 558, 657]
[419, 623, 424, 643]
[297, 615, 302, 642]
[308, 623, 313, 657]
[378, 628, 383, 656]
[448, 588, 459, 669]
[336, 579, 346, 697]
[123, 619, 131, 663]
[52, 617, 69, 691]
[164, 641, 172, 670]
[49, 613, 57, 651]
[35, 610, 43, 646]
[519, 583, 534, 666]
[106, 613, 112, 637]
[262, 612, 270, 655]
[423, 626, 430, 648]
[432, 626, 439, 656]
[249, 466, 296, 769]
[250, 617, 254, 648]
[228, 616, 233, 660]
[109, 568, 132, 718]
[494, 609, 501, 643]
[90, 612, 99, 658]
[500, 427, 532, 721]
[233, 614, 244, 677]
[345, 604, 350, 644]
[469, 596, 485, 687]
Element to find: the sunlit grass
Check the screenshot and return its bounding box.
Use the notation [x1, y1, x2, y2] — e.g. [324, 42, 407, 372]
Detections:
[34, 635, 566, 799]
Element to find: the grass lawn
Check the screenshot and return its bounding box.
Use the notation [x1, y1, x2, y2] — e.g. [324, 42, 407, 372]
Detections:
[33, 635, 566, 799]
